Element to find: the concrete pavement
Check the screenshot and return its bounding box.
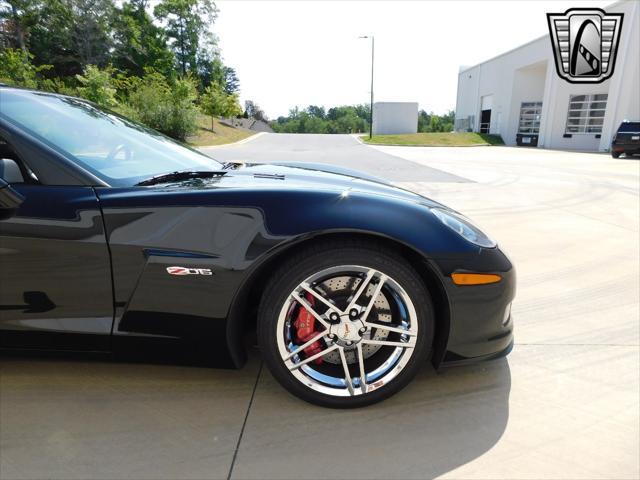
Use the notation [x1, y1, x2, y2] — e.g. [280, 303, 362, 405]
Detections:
[1, 134, 638, 479]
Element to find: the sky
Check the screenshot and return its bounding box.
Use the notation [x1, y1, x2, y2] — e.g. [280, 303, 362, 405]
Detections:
[214, 0, 612, 118]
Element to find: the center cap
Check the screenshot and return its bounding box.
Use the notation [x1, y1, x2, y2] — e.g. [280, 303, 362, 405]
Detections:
[332, 318, 363, 343]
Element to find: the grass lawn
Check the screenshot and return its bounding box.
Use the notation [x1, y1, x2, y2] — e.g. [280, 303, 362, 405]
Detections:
[187, 114, 256, 146]
[362, 132, 504, 146]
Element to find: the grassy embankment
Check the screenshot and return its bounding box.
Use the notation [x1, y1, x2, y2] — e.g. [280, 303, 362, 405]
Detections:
[362, 132, 504, 146]
[187, 114, 256, 146]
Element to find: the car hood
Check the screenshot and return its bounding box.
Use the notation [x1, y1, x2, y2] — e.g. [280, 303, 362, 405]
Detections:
[159, 162, 444, 208]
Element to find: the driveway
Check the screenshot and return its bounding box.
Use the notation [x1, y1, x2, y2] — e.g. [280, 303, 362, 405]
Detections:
[1, 135, 638, 479]
[201, 133, 469, 183]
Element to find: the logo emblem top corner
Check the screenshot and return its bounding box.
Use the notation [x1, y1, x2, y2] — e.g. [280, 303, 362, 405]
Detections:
[547, 7, 623, 84]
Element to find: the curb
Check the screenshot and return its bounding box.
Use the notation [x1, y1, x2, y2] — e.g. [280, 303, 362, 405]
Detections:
[352, 134, 366, 145]
[360, 139, 498, 147]
[366, 143, 495, 147]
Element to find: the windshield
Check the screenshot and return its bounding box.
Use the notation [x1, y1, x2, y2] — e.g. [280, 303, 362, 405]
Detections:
[618, 122, 640, 133]
[0, 88, 223, 186]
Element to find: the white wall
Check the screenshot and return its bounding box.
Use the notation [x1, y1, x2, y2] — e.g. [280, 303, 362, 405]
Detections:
[455, 37, 551, 143]
[373, 102, 418, 135]
[455, 0, 640, 152]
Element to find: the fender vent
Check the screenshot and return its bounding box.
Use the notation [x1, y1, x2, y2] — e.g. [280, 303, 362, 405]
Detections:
[254, 173, 285, 180]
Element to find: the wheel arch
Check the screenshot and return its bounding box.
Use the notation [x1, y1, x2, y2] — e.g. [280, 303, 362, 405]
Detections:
[225, 230, 451, 369]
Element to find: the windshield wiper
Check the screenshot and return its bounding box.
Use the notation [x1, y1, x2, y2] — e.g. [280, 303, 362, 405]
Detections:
[135, 170, 227, 186]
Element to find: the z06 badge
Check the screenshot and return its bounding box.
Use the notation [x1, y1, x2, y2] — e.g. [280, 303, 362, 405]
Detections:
[166, 266, 213, 276]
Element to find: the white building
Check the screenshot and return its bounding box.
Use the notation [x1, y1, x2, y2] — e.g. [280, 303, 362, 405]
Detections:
[373, 102, 418, 135]
[455, 0, 639, 151]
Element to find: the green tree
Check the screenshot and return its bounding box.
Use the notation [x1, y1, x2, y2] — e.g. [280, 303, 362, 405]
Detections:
[244, 100, 267, 122]
[154, 0, 218, 76]
[27, 0, 76, 76]
[417, 110, 430, 132]
[112, 0, 175, 78]
[0, 0, 41, 51]
[307, 105, 325, 119]
[25, 0, 114, 77]
[418, 109, 455, 133]
[274, 104, 369, 134]
[199, 55, 238, 92]
[200, 82, 241, 130]
[222, 66, 239, 94]
[71, 0, 114, 67]
[0, 0, 243, 143]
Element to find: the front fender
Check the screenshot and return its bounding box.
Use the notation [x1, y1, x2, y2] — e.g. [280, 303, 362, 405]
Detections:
[97, 187, 479, 367]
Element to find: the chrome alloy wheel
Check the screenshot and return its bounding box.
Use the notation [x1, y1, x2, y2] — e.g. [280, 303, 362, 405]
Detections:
[276, 265, 419, 397]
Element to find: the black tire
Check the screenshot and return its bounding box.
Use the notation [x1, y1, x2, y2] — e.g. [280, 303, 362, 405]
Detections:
[612, 151, 621, 158]
[257, 240, 434, 408]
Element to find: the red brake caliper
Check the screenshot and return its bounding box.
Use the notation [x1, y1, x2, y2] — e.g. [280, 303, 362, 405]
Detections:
[294, 293, 324, 364]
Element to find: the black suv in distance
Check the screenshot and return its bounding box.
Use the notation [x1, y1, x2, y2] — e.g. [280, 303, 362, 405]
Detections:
[611, 121, 640, 158]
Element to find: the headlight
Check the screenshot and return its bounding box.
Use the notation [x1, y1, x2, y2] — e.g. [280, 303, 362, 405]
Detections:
[430, 208, 496, 248]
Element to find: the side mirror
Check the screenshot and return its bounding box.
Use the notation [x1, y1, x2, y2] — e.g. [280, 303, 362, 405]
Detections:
[0, 178, 25, 220]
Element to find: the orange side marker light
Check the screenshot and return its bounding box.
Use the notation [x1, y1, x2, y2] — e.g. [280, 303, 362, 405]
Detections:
[451, 272, 502, 285]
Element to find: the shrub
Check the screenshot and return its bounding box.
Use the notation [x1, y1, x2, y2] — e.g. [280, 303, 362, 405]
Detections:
[0, 49, 51, 89]
[127, 73, 198, 140]
[75, 65, 118, 108]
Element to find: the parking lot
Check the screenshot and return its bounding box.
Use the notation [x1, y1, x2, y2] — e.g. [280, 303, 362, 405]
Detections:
[1, 134, 638, 479]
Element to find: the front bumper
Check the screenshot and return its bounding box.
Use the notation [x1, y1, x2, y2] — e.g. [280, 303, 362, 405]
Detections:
[431, 247, 516, 367]
[441, 338, 514, 367]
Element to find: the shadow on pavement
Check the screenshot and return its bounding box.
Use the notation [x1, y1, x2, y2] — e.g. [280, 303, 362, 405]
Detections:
[231, 357, 512, 479]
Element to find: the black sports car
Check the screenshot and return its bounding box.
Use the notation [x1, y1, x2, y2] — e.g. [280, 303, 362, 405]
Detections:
[0, 87, 514, 407]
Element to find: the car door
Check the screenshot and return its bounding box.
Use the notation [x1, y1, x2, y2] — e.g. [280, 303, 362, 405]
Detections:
[0, 134, 113, 351]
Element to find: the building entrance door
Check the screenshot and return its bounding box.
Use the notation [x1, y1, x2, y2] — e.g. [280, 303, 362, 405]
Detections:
[480, 109, 491, 133]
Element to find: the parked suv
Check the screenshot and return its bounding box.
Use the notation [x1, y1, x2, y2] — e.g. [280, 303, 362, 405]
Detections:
[611, 121, 640, 158]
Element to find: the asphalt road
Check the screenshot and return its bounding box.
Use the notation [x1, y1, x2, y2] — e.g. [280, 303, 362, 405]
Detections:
[1, 134, 638, 479]
[201, 133, 470, 183]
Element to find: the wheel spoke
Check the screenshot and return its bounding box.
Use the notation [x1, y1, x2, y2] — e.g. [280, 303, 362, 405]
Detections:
[363, 321, 416, 336]
[284, 330, 328, 361]
[356, 343, 367, 393]
[299, 283, 342, 315]
[345, 269, 377, 312]
[360, 273, 387, 322]
[362, 338, 415, 348]
[289, 344, 339, 370]
[290, 291, 331, 329]
[338, 348, 355, 395]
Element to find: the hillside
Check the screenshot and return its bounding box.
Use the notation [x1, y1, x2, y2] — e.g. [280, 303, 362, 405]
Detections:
[187, 114, 256, 147]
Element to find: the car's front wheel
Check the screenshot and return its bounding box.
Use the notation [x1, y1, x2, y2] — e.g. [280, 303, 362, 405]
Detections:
[258, 242, 434, 408]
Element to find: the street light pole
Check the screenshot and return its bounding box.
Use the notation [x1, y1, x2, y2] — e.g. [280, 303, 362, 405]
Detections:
[369, 36, 374, 139]
[360, 35, 374, 139]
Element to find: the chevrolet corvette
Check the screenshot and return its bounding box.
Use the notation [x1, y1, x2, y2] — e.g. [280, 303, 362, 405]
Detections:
[0, 87, 514, 407]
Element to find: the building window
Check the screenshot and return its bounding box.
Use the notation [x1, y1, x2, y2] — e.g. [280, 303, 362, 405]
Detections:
[565, 94, 608, 134]
[518, 102, 542, 134]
